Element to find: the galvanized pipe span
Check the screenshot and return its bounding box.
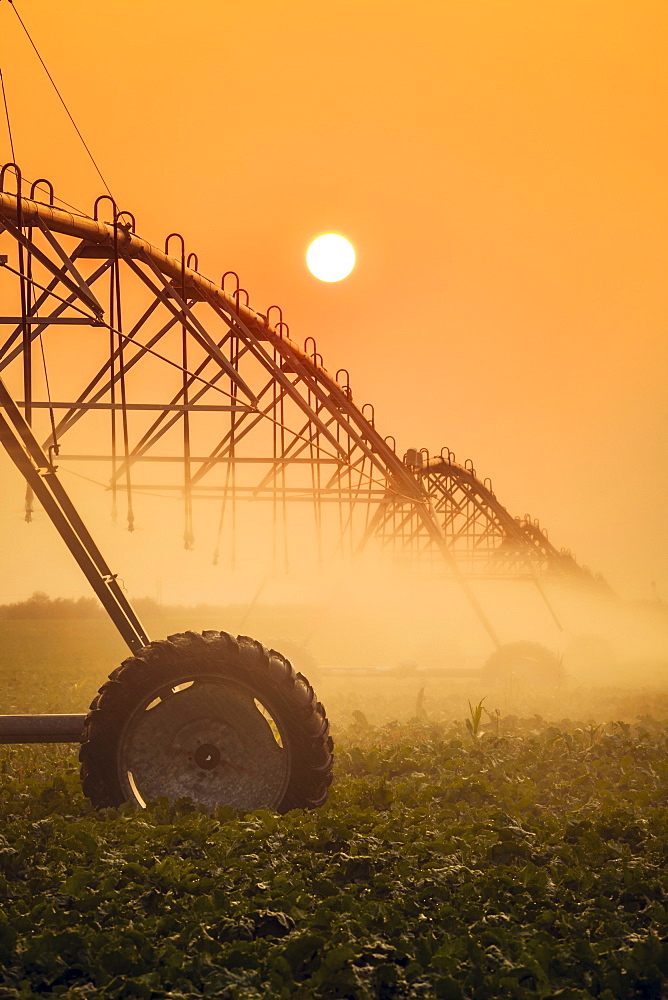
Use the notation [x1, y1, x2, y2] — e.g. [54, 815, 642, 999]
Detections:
[0, 192, 348, 401]
[0, 190, 418, 493]
[0, 182, 591, 657]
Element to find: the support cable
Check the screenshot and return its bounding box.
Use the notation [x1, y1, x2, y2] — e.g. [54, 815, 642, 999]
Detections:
[60, 465, 179, 504]
[23, 217, 34, 524]
[5, 0, 114, 199]
[38, 334, 59, 455]
[0, 68, 16, 162]
[22, 235, 58, 450]
[271, 344, 278, 571]
[181, 264, 193, 550]
[113, 253, 135, 532]
[108, 243, 118, 522]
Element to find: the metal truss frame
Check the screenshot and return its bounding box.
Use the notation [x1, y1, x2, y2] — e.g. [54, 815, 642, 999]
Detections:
[0, 163, 596, 653]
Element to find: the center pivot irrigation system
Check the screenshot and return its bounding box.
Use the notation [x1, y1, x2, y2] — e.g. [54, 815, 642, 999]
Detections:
[0, 165, 595, 811]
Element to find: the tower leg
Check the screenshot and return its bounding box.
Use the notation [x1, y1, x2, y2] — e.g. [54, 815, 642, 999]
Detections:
[0, 376, 149, 653]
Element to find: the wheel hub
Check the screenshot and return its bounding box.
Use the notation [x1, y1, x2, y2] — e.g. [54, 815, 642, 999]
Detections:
[118, 680, 289, 810]
[193, 742, 222, 770]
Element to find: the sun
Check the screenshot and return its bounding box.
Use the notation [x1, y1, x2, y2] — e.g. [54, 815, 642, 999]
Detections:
[306, 234, 356, 282]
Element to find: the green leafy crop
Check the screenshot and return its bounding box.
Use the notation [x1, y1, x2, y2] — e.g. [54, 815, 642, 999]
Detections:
[1, 622, 667, 997]
[0, 713, 667, 999]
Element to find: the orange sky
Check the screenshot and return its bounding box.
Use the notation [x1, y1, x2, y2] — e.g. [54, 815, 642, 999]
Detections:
[0, 0, 666, 603]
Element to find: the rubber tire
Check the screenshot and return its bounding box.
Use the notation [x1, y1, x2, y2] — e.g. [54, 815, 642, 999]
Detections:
[481, 641, 563, 687]
[79, 630, 334, 812]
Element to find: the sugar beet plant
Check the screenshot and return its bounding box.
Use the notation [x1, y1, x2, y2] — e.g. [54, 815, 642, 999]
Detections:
[1, 710, 667, 999]
[0, 706, 668, 1000]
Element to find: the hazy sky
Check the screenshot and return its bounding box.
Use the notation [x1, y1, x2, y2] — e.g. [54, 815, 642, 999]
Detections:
[0, 0, 666, 604]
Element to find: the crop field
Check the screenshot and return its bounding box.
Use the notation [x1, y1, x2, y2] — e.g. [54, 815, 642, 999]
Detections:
[1, 617, 667, 999]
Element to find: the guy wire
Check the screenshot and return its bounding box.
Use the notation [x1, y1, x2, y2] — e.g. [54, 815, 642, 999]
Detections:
[5, 0, 114, 199]
[0, 68, 16, 162]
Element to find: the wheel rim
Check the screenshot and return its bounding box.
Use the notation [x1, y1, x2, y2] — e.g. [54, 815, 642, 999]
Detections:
[117, 676, 290, 810]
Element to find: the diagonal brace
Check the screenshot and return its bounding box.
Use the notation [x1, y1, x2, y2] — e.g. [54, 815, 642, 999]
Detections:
[0, 376, 149, 653]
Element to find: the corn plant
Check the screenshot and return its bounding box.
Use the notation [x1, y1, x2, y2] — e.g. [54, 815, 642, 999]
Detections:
[466, 697, 486, 738]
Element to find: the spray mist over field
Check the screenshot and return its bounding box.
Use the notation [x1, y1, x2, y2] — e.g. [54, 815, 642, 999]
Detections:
[1, 562, 666, 728]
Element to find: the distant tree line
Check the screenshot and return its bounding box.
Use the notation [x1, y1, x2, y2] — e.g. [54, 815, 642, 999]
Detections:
[0, 592, 280, 620]
[0, 593, 181, 619]
[0, 592, 105, 619]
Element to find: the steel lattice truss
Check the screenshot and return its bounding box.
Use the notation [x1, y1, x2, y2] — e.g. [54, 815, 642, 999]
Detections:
[0, 165, 591, 587]
[371, 454, 584, 580]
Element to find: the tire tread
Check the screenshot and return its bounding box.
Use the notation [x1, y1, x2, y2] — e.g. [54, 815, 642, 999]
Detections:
[80, 631, 333, 811]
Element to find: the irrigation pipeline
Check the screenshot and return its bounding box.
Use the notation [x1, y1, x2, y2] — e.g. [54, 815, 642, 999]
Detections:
[0, 183, 588, 646]
[0, 189, 430, 497]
